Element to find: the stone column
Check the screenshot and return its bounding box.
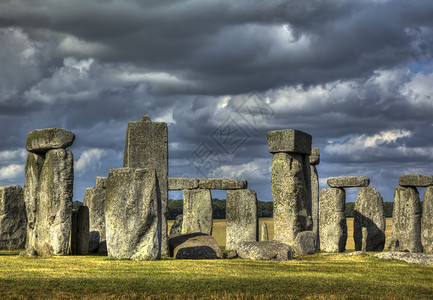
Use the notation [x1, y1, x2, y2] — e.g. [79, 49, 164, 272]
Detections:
[70, 206, 89, 255]
[182, 189, 212, 235]
[422, 186, 433, 254]
[123, 116, 168, 255]
[226, 189, 258, 250]
[268, 129, 312, 246]
[0, 185, 26, 250]
[309, 148, 320, 250]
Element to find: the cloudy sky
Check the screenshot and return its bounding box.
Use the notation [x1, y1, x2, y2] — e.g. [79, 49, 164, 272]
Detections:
[1, 0, 433, 203]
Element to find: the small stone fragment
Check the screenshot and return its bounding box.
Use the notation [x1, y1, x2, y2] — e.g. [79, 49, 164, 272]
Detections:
[168, 233, 223, 259]
[169, 214, 183, 235]
[421, 186, 433, 254]
[309, 148, 320, 165]
[26, 128, 75, 153]
[198, 178, 247, 190]
[168, 178, 199, 190]
[375, 252, 433, 265]
[182, 189, 212, 235]
[327, 176, 370, 188]
[236, 241, 293, 261]
[260, 222, 269, 241]
[267, 129, 312, 155]
[0, 185, 26, 250]
[293, 231, 316, 255]
[399, 174, 433, 187]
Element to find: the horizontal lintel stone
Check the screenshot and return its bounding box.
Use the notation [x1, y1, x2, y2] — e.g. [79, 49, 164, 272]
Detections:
[267, 129, 312, 155]
[26, 128, 75, 153]
[398, 174, 433, 187]
[198, 178, 247, 190]
[168, 178, 199, 190]
[327, 176, 370, 188]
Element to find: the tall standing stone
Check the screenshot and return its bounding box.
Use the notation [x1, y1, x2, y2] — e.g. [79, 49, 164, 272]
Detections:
[70, 206, 89, 255]
[182, 189, 212, 235]
[421, 186, 433, 254]
[310, 148, 320, 250]
[226, 189, 258, 250]
[390, 186, 422, 253]
[354, 187, 386, 251]
[261, 222, 269, 241]
[123, 116, 168, 255]
[105, 168, 161, 260]
[319, 188, 347, 253]
[0, 185, 26, 249]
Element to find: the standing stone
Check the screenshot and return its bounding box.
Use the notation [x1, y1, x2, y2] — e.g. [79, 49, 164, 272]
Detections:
[390, 186, 422, 253]
[319, 188, 347, 253]
[182, 189, 212, 235]
[361, 227, 368, 253]
[105, 168, 161, 260]
[422, 186, 433, 254]
[169, 214, 183, 235]
[261, 222, 269, 241]
[226, 189, 258, 250]
[123, 116, 168, 255]
[70, 206, 89, 255]
[293, 231, 316, 255]
[0, 185, 26, 249]
[34, 149, 74, 255]
[353, 187, 386, 251]
[310, 164, 319, 249]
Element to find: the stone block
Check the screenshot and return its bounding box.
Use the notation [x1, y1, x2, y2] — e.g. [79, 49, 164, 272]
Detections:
[168, 178, 199, 190]
[182, 189, 212, 235]
[70, 206, 89, 255]
[0, 185, 26, 250]
[309, 148, 320, 165]
[267, 129, 312, 155]
[293, 231, 316, 255]
[198, 178, 247, 190]
[327, 176, 370, 188]
[422, 186, 433, 254]
[88, 231, 100, 253]
[83, 185, 106, 253]
[311, 165, 320, 250]
[168, 233, 223, 259]
[260, 222, 269, 241]
[226, 189, 258, 250]
[105, 168, 161, 260]
[236, 241, 293, 261]
[26, 128, 75, 153]
[399, 174, 433, 187]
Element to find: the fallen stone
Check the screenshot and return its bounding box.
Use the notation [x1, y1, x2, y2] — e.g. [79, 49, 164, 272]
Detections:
[236, 241, 293, 261]
[227, 250, 238, 259]
[226, 189, 258, 250]
[345, 251, 365, 257]
[168, 178, 199, 190]
[70, 206, 89, 255]
[399, 174, 433, 187]
[421, 186, 433, 254]
[260, 222, 269, 241]
[98, 241, 107, 254]
[267, 129, 312, 155]
[293, 231, 316, 255]
[105, 168, 161, 260]
[319, 188, 347, 253]
[310, 164, 320, 250]
[96, 177, 107, 189]
[88, 231, 100, 253]
[309, 148, 320, 165]
[354, 187, 386, 251]
[169, 214, 183, 235]
[327, 176, 370, 188]
[0, 185, 26, 250]
[390, 186, 422, 253]
[26, 128, 75, 153]
[198, 178, 247, 190]
[19, 249, 38, 257]
[83, 182, 106, 254]
[182, 189, 212, 235]
[168, 233, 223, 259]
[375, 252, 433, 265]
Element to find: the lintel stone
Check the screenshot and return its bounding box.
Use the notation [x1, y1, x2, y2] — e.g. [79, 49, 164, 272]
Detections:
[399, 174, 433, 187]
[198, 178, 247, 190]
[26, 128, 75, 153]
[267, 129, 312, 155]
[168, 178, 199, 190]
[327, 176, 370, 188]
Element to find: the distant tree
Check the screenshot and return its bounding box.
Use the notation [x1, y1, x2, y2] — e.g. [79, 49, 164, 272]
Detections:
[167, 200, 183, 220]
[212, 198, 226, 219]
[383, 202, 393, 218]
[258, 201, 273, 218]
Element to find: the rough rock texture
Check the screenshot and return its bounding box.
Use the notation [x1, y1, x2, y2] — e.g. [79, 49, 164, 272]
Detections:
[83, 180, 106, 253]
[399, 174, 433, 187]
[327, 176, 370, 188]
[33, 149, 74, 255]
[226, 189, 258, 250]
[293, 231, 316, 255]
[105, 168, 161, 260]
[310, 164, 320, 250]
[375, 252, 433, 265]
[168, 178, 199, 190]
[391, 186, 422, 253]
[354, 187, 386, 251]
[309, 148, 320, 165]
[70, 206, 89, 255]
[198, 178, 247, 190]
[168, 233, 223, 259]
[236, 241, 293, 261]
[26, 128, 75, 153]
[260, 222, 269, 241]
[123, 116, 168, 255]
[182, 189, 212, 235]
[272, 152, 312, 246]
[88, 231, 100, 253]
[96, 177, 107, 189]
[421, 186, 433, 254]
[0, 185, 26, 249]
[267, 129, 312, 155]
[361, 227, 368, 253]
[169, 214, 183, 235]
[319, 188, 347, 253]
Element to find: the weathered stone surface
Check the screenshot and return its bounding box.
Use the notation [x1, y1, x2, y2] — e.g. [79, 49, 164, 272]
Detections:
[26, 128, 75, 153]
[198, 178, 247, 190]
[105, 168, 161, 260]
[327, 176, 370, 188]
[168, 178, 199, 190]
[182, 189, 212, 235]
[272, 152, 312, 246]
[375, 252, 433, 265]
[361, 227, 368, 253]
[123, 116, 168, 255]
[236, 241, 293, 261]
[88, 231, 100, 253]
[260, 222, 269, 241]
[293, 231, 316, 255]
[227, 250, 238, 259]
[168, 233, 223, 259]
[354, 187, 386, 251]
[83, 182, 106, 253]
[310, 165, 320, 250]
[33, 149, 74, 255]
[319, 188, 347, 253]
[267, 129, 312, 155]
[70, 206, 89, 255]
[169, 214, 183, 235]
[390, 186, 422, 253]
[0, 185, 26, 250]
[226, 189, 258, 250]
[421, 186, 433, 254]
[309, 148, 320, 165]
[399, 174, 433, 187]
[96, 177, 107, 189]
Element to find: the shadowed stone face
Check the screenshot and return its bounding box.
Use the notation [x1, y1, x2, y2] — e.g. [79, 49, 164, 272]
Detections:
[310, 164, 319, 250]
[26, 128, 75, 153]
[182, 189, 212, 235]
[399, 174, 433, 187]
[168, 233, 223, 259]
[70, 206, 89, 255]
[83, 183, 106, 253]
[267, 129, 312, 155]
[327, 176, 370, 188]
[422, 186, 433, 254]
[0, 185, 26, 250]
